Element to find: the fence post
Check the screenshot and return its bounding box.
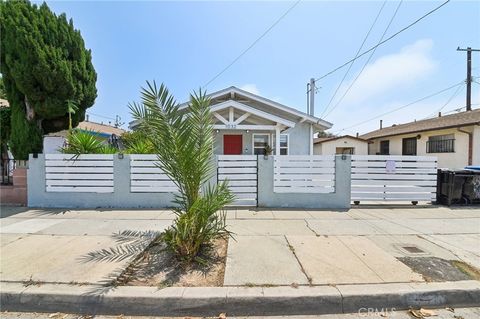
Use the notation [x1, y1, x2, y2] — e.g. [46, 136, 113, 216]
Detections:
[335, 154, 351, 207]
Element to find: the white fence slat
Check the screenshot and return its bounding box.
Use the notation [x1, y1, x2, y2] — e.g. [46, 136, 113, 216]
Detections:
[46, 173, 113, 180]
[46, 186, 113, 193]
[228, 186, 257, 193]
[46, 180, 114, 186]
[274, 180, 335, 187]
[274, 155, 335, 162]
[129, 154, 158, 160]
[351, 174, 436, 180]
[351, 167, 437, 174]
[45, 160, 114, 167]
[352, 155, 437, 162]
[45, 167, 114, 173]
[131, 180, 177, 187]
[131, 187, 178, 193]
[130, 174, 171, 180]
[218, 174, 257, 180]
[217, 155, 257, 161]
[275, 186, 335, 194]
[45, 154, 114, 160]
[351, 193, 435, 200]
[352, 161, 437, 168]
[218, 161, 257, 167]
[130, 167, 166, 174]
[227, 180, 257, 187]
[352, 186, 436, 193]
[274, 167, 335, 174]
[351, 179, 435, 186]
[218, 167, 257, 174]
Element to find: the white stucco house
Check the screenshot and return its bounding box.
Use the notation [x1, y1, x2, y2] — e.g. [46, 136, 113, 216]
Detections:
[130, 86, 333, 155]
[313, 135, 369, 155]
[360, 108, 480, 169]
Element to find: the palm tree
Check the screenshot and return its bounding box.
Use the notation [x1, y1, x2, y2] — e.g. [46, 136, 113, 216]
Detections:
[66, 99, 79, 130]
[129, 82, 234, 263]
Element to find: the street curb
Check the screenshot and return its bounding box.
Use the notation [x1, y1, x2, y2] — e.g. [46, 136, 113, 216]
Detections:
[1, 281, 480, 316]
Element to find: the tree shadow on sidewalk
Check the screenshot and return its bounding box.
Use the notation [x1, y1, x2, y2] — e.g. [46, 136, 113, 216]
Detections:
[79, 229, 227, 295]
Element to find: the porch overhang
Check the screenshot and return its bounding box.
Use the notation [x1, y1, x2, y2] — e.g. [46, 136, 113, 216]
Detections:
[211, 100, 296, 130]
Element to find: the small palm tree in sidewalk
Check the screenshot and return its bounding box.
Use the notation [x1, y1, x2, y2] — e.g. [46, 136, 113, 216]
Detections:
[129, 81, 234, 263]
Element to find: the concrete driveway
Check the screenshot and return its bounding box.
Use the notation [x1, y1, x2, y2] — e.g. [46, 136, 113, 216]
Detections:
[0, 205, 478, 287]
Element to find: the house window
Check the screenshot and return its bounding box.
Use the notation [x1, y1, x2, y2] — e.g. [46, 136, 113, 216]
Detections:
[379, 140, 390, 155]
[426, 134, 455, 153]
[402, 137, 417, 155]
[253, 134, 270, 155]
[273, 134, 289, 155]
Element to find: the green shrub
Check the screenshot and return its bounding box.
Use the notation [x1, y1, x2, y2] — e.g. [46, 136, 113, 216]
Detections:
[61, 130, 106, 154]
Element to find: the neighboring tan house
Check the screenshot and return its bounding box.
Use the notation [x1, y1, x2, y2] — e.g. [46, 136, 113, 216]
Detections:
[360, 108, 480, 169]
[130, 86, 333, 155]
[313, 135, 368, 155]
[43, 120, 126, 153]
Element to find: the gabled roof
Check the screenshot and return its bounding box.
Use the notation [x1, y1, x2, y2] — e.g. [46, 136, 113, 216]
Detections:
[314, 135, 368, 144]
[178, 86, 333, 130]
[360, 108, 480, 140]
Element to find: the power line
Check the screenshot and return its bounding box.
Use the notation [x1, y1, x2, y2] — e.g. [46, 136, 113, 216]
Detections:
[331, 80, 464, 134]
[323, 0, 403, 119]
[315, 0, 450, 82]
[202, 0, 301, 88]
[320, 0, 387, 118]
[424, 82, 465, 119]
[320, 0, 387, 117]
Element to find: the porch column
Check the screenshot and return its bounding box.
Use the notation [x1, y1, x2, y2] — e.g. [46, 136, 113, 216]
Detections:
[275, 125, 281, 155]
[309, 124, 313, 155]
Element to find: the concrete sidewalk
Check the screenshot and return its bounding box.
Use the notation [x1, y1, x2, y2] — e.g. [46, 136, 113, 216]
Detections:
[1, 205, 479, 315]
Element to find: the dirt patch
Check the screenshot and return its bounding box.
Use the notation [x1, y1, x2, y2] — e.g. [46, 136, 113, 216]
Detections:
[123, 237, 228, 287]
[399, 257, 477, 282]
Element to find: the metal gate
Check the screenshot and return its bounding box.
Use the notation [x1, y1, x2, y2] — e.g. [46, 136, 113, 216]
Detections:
[351, 155, 437, 204]
[217, 155, 257, 206]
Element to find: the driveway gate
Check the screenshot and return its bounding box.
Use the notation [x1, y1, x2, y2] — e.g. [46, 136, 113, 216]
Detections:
[217, 155, 257, 207]
[351, 155, 437, 204]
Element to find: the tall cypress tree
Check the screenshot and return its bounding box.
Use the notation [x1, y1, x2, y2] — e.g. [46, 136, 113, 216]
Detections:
[0, 0, 97, 159]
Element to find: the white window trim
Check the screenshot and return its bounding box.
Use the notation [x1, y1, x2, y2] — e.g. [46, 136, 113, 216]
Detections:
[252, 133, 270, 154]
[273, 133, 289, 155]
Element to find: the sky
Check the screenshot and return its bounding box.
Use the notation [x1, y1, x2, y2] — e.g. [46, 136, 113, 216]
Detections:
[38, 0, 480, 134]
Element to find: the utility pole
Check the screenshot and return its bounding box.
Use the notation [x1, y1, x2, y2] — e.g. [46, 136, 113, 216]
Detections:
[457, 47, 480, 111]
[309, 78, 315, 116]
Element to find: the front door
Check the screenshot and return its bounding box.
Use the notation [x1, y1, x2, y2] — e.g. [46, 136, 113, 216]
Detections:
[223, 135, 243, 155]
[402, 137, 417, 155]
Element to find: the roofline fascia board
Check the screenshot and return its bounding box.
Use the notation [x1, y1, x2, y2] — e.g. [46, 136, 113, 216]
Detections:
[362, 122, 480, 140]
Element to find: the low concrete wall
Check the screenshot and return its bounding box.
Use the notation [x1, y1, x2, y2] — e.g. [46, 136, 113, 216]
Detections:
[257, 155, 351, 209]
[28, 154, 350, 209]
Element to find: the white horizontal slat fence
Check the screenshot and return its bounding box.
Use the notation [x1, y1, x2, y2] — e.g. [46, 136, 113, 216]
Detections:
[45, 154, 114, 193]
[274, 155, 335, 193]
[351, 155, 437, 202]
[217, 155, 257, 206]
[130, 154, 177, 193]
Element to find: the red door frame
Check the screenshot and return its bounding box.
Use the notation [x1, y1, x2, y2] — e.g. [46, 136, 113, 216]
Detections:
[223, 135, 243, 155]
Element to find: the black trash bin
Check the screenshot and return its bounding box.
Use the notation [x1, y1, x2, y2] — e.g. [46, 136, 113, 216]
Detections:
[436, 169, 480, 206]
